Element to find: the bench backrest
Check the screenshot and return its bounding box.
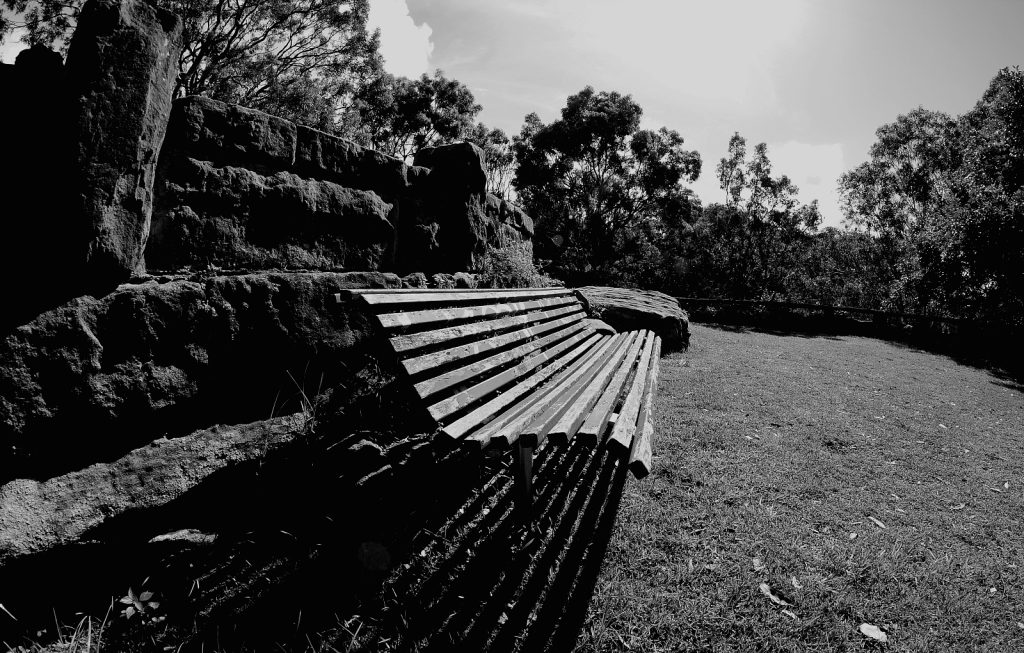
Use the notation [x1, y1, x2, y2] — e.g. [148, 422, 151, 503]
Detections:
[340, 287, 615, 438]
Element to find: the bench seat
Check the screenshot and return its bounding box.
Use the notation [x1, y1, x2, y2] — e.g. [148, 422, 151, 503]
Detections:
[338, 287, 661, 479]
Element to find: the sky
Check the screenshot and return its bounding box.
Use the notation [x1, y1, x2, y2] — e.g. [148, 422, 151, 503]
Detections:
[368, 0, 1024, 227]
[4, 1, 1020, 226]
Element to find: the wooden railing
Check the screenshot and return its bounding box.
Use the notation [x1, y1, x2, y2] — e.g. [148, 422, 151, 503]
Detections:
[674, 297, 968, 328]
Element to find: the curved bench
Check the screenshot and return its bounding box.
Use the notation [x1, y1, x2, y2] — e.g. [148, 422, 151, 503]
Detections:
[337, 287, 661, 509]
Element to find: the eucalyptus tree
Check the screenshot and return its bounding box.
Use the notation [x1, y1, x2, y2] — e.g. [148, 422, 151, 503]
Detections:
[351, 69, 481, 161]
[513, 86, 701, 281]
[2, 0, 383, 130]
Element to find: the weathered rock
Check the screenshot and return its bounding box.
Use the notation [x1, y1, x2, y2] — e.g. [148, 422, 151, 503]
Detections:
[162, 95, 297, 172]
[65, 0, 183, 287]
[0, 415, 303, 566]
[413, 141, 488, 193]
[431, 273, 456, 289]
[15, 42, 64, 71]
[483, 194, 535, 242]
[410, 142, 491, 272]
[401, 272, 428, 288]
[0, 45, 74, 329]
[0, 271, 401, 482]
[575, 286, 689, 351]
[149, 157, 396, 271]
[585, 318, 617, 336]
[161, 97, 411, 201]
[154, 96, 534, 275]
[295, 125, 408, 200]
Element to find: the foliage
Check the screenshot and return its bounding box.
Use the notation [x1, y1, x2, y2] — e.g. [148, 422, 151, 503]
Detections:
[118, 588, 161, 622]
[466, 122, 515, 198]
[513, 86, 701, 284]
[2, 0, 384, 131]
[674, 135, 822, 301]
[350, 69, 481, 160]
[839, 67, 1024, 323]
[476, 241, 553, 288]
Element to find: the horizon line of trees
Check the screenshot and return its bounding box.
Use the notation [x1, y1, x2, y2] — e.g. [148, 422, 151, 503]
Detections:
[4, 0, 1022, 325]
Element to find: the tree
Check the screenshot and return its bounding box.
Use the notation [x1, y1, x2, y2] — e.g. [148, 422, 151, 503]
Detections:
[513, 86, 701, 282]
[941, 67, 1024, 322]
[466, 122, 515, 198]
[836, 109, 961, 313]
[2, 0, 383, 130]
[716, 132, 746, 205]
[351, 70, 481, 161]
[838, 108, 958, 240]
[836, 69, 1024, 322]
[675, 134, 822, 300]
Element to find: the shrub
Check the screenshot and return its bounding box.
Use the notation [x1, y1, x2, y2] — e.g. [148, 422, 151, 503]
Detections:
[477, 241, 558, 288]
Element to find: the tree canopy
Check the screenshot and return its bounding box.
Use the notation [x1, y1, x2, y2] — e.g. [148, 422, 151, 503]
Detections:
[350, 69, 481, 161]
[512, 86, 701, 282]
[466, 123, 515, 198]
[2, 0, 383, 130]
[838, 67, 1024, 322]
[675, 134, 823, 300]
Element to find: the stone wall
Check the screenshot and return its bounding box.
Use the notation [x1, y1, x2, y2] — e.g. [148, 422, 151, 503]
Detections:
[147, 97, 533, 275]
[0, 10, 533, 329]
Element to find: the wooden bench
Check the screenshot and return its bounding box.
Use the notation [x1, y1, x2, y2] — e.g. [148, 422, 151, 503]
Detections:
[336, 287, 661, 509]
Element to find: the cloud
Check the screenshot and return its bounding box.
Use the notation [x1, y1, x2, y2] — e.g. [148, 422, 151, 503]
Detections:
[1, 31, 28, 64]
[368, 0, 434, 78]
[450, 0, 810, 110]
[766, 141, 845, 227]
[688, 140, 845, 228]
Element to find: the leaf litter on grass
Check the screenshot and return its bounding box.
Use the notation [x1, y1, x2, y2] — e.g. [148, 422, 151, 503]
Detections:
[579, 325, 1024, 652]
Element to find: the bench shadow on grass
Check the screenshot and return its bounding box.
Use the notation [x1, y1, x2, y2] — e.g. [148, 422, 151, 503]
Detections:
[328, 440, 630, 653]
[174, 437, 631, 653]
[0, 434, 629, 653]
[391, 442, 630, 653]
[697, 313, 1024, 392]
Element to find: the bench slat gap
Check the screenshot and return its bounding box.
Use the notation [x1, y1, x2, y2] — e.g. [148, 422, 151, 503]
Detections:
[430, 331, 602, 433]
[519, 332, 632, 447]
[482, 334, 620, 448]
[547, 330, 642, 445]
[377, 295, 578, 330]
[412, 321, 589, 400]
[401, 311, 586, 376]
[388, 301, 581, 353]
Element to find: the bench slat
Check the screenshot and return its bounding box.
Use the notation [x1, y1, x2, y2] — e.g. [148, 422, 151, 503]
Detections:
[576, 330, 649, 445]
[357, 288, 572, 306]
[628, 335, 662, 479]
[377, 295, 578, 330]
[389, 300, 581, 353]
[402, 309, 585, 376]
[520, 332, 634, 447]
[463, 335, 616, 447]
[606, 331, 657, 453]
[412, 321, 588, 399]
[438, 332, 605, 440]
[480, 334, 621, 448]
[429, 330, 602, 428]
[547, 330, 642, 445]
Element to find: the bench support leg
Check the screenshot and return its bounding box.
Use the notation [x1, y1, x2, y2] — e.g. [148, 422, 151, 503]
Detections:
[514, 440, 534, 521]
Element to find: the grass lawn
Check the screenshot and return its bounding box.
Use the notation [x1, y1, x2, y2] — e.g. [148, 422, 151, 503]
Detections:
[578, 324, 1024, 652]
